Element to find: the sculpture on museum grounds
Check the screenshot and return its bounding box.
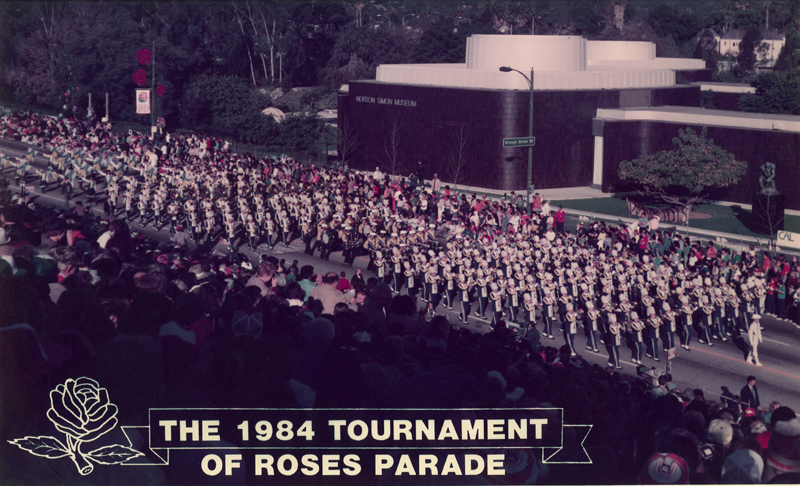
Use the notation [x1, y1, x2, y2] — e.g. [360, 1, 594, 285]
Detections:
[758, 162, 779, 196]
[753, 161, 784, 235]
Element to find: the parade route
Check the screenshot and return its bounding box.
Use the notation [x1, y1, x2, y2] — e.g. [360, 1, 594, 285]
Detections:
[2, 136, 800, 412]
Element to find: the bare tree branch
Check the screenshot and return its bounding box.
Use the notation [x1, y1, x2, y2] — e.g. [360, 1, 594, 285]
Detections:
[447, 124, 470, 185]
[382, 115, 403, 176]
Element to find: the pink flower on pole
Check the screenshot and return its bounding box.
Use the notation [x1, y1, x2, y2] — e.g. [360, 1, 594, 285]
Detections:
[133, 69, 147, 86]
[156, 84, 166, 97]
[136, 48, 152, 66]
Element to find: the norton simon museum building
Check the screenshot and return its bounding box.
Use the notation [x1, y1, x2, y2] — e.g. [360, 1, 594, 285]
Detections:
[338, 35, 800, 210]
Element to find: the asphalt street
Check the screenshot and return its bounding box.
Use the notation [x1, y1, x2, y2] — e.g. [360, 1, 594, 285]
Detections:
[2, 137, 799, 412]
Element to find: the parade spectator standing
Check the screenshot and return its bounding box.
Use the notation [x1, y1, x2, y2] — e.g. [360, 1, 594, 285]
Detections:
[297, 265, 316, 301]
[350, 268, 365, 289]
[740, 375, 761, 410]
[308, 272, 348, 315]
[531, 193, 542, 214]
[337, 271, 352, 293]
[431, 173, 441, 196]
[170, 225, 190, 252]
[554, 206, 565, 233]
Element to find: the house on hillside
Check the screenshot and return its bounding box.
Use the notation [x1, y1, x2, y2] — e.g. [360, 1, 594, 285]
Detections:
[715, 29, 785, 69]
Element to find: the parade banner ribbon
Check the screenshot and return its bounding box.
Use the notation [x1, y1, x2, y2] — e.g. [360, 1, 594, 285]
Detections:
[10, 378, 592, 483]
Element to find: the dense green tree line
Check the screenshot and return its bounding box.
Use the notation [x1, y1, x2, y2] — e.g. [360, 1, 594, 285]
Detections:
[0, 1, 798, 151]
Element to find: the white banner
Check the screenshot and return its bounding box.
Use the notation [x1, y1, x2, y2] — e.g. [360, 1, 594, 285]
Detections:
[135, 89, 151, 115]
[777, 231, 800, 250]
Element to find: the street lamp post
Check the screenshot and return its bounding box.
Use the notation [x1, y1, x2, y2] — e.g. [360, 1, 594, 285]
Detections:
[499, 66, 534, 216]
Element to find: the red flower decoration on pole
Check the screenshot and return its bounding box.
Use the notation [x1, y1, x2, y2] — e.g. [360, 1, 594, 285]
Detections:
[156, 84, 166, 97]
[136, 48, 152, 66]
[133, 69, 147, 86]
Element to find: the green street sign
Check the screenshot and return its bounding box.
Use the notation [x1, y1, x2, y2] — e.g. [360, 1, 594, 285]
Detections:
[503, 137, 536, 148]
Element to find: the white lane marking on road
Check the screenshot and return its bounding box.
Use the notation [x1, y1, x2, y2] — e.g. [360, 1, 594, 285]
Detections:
[762, 337, 792, 347]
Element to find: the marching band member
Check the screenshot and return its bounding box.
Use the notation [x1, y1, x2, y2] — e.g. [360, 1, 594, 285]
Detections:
[661, 303, 678, 354]
[679, 298, 696, 350]
[698, 295, 715, 346]
[584, 301, 600, 353]
[426, 266, 441, 315]
[443, 264, 457, 309]
[246, 214, 259, 251]
[564, 303, 579, 357]
[645, 306, 662, 361]
[489, 282, 503, 327]
[475, 269, 488, 319]
[542, 290, 556, 339]
[404, 261, 418, 298]
[608, 314, 623, 369]
[507, 279, 521, 321]
[457, 273, 471, 323]
[523, 294, 537, 327]
[392, 248, 404, 293]
[630, 311, 645, 365]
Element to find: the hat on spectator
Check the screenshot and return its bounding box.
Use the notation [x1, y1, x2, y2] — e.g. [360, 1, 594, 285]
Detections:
[189, 263, 211, 281]
[744, 407, 757, 418]
[766, 417, 800, 473]
[640, 452, 689, 484]
[708, 419, 733, 447]
[721, 449, 763, 484]
[749, 419, 768, 436]
[0, 228, 10, 245]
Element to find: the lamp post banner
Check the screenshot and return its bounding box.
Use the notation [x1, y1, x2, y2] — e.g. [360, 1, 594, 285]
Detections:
[136, 89, 151, 115]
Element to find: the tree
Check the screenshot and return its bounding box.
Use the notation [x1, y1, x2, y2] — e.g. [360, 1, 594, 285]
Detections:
[278, 113, 324, 161]
[504, 1, 532, 34]
[646, 3, 700, 45]
[323, 23, 412, 86]
[732, 8, 764, 31]
[738, 68, 800, 115]
[382, 114, 404, 177]
[774, 27, 800, 71]
[570, 0, 606, 36]
[693, 28, 719, 73]
[336, 116, 358, 168]
[736, 25, 763, 77]
[447, 124, 471, 186]
[180, 74, 277, 143]
[618, 127, 747, 214]
[475, 0, 510, 33]
[410, 16, 493, 64]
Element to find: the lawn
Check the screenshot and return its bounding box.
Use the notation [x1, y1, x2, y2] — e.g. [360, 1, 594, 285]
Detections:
[552, 197, 800, 238]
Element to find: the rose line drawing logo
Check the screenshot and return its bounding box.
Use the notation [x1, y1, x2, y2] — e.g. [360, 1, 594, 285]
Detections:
[8, 377, 142, 475]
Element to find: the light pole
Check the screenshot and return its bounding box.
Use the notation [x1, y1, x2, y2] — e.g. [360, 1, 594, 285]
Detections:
[499, 66, 534, 216]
